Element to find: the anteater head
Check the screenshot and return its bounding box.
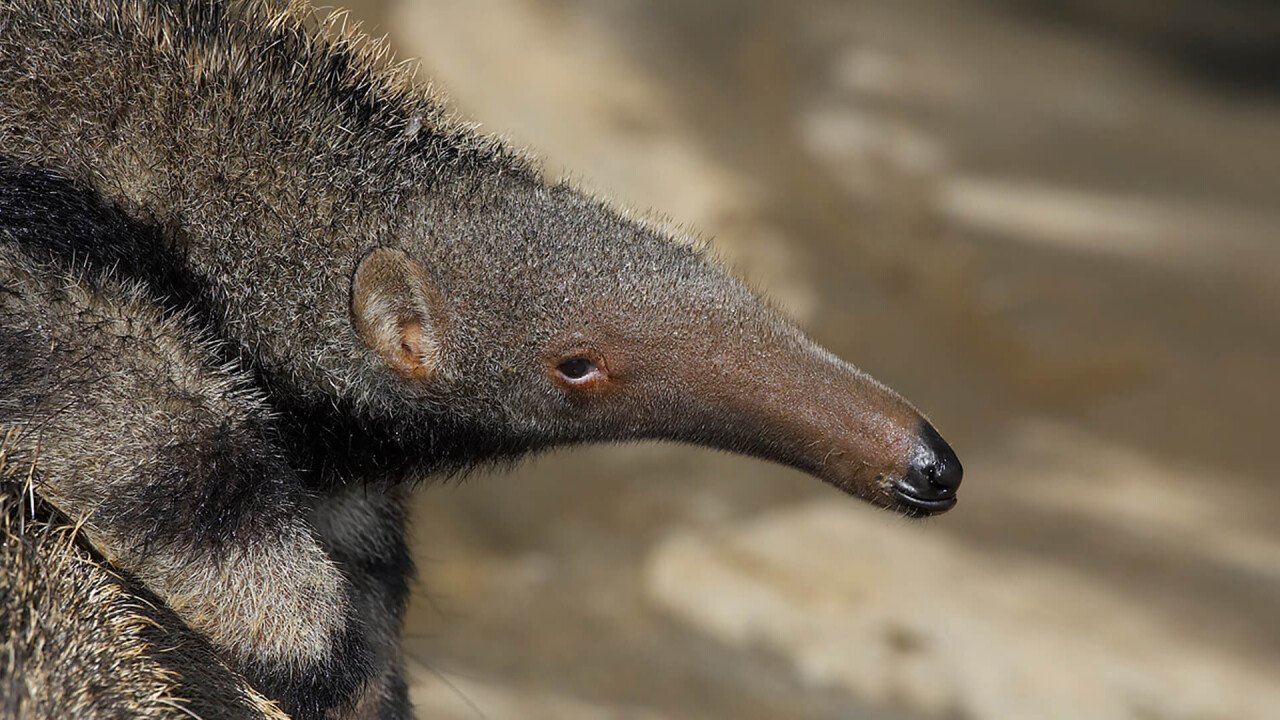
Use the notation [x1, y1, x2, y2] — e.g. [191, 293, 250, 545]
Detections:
[349, 175, 961, 517]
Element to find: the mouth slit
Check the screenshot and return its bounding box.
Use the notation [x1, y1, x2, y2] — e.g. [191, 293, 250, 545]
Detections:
[891, 481, 958, 513]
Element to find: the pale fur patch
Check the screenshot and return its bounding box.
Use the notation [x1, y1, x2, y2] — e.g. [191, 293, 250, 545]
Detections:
[127, 527, 349, 669]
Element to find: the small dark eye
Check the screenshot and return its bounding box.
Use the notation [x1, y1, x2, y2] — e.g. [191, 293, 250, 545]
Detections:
[556, 357, 597, 381]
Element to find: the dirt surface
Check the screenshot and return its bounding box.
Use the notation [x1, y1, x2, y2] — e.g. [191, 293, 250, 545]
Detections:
[336, 1, 1280, 717]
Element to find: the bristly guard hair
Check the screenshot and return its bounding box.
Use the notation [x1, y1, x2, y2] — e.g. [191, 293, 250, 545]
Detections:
[0, 2, 959, 718]
[0, 442, 290, 720]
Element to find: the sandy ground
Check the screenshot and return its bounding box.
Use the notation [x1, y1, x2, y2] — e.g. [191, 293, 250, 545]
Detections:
[336, 1, 1280, 718]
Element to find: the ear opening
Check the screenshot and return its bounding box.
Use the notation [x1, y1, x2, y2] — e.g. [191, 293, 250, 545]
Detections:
[351, 247, 445, 379]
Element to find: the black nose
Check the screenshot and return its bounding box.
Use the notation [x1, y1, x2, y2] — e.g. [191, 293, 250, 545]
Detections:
[892, 422, 963, 514]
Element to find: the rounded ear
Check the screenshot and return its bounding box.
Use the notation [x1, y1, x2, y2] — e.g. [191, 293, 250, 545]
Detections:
[351, 247, 446, 379]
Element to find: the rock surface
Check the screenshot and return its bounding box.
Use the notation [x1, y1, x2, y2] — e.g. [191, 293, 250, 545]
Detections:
[649, 423, 1280, 720]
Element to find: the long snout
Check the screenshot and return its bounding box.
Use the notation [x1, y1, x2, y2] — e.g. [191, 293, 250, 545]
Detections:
[671, 339, 963, 517]
[745, 356, 963, 515]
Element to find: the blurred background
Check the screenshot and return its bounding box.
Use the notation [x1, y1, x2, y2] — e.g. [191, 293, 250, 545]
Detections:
[340, 1, 1280, 718]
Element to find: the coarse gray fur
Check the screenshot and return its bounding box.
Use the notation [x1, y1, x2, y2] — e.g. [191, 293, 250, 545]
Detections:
[0, 1, 957, 718]
[0, 441, 289, 720]
[0, 243, 370, 717]
[0, 0, 798, 447]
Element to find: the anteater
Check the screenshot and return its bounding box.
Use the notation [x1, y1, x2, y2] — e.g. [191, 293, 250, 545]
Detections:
[0, 1, 963, 717]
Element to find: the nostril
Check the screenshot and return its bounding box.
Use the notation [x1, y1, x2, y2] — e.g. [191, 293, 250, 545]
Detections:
[919, 421, 962, 491]
[891, 422, 963, 514]
[920, 460, 948, 491]
[906, 459, 953, 498]
[930, 456, 961, 491]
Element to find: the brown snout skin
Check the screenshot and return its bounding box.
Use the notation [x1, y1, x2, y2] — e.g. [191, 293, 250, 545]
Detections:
[785, 412, 963, 518]
[695, 343, 963, 517]
[595, 318, 962, 517]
